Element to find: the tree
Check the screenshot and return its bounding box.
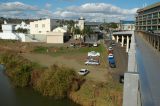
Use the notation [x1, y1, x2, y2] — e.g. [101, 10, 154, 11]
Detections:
[16, 28, 28, 33]
[109, 22, 118, 29]
[83, 26, 93, 36]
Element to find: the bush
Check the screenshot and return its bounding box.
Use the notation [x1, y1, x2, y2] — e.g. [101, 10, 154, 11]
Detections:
[0, 52, 33, 87]
[34, 64, 77, 98]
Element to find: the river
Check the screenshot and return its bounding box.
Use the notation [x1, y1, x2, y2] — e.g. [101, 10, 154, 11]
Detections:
[0, 65, 79, 106]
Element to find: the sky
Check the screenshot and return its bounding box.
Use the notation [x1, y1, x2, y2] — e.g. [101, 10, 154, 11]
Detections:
[0, 0, 159, 22]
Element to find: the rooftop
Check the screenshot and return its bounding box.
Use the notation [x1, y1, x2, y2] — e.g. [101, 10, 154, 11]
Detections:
[137, 2, 160, 13]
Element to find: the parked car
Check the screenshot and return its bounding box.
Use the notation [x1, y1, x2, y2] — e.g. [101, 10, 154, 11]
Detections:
[93, 43, 98, 47]
[108, 46, 113, 51]
[108, 53, 114, 58]
[108, 54, 116, 68]
[111, 42, 116, 46]
[85, 59, 100, 65]
[78, 69, 89, 75]
[88, 51, 100, 57]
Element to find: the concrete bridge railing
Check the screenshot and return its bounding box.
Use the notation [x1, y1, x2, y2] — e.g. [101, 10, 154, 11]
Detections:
[123, 31, 142, 106]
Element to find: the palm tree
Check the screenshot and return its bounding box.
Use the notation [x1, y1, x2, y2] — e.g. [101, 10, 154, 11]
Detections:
[78, 26, 94, 47]
[67, 20, 75, 38]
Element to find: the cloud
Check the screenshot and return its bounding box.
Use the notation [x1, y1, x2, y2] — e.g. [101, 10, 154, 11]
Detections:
[0, 2, 138, 22]
[45, 3, 52, 8]
[53, 3, 138, 22]
[0, 2, 38, 11]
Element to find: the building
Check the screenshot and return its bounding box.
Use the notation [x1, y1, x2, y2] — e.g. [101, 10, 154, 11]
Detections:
[46, 27, 69, 43]
[136, 2, 160, 33]
[119, 20, 135, 31]
[0, 24, 26, 41]
[15, 21, 30, 30]
[30, 19, 57, 35]
[85, 22, 102, 33]
[75, 17, 85, 31]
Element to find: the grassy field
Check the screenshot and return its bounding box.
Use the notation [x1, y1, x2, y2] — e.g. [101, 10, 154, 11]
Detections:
[33, 43, 108, 68]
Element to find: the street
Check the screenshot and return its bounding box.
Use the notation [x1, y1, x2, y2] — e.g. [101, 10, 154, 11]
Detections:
[105, 39, 128, 81]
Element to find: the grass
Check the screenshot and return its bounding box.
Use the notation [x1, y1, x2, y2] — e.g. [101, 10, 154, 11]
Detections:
[69, 79, 123, 106]
[33, 43, 108, 68]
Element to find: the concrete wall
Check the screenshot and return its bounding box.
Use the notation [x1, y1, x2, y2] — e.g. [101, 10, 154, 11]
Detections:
[0, 33, 19, 40]
[0, 32, 26, 42]
[123, 72, 139, 106]
[32, 34, 47, 42]
[17, 33, 26, 42]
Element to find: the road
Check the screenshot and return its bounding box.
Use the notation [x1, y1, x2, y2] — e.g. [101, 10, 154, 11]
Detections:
[135, 32, 160, 106]
[105, 39, 128, 81]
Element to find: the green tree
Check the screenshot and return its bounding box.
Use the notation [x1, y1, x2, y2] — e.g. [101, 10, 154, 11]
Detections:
[16, 28, 28, 33]
[109, 22, 118, 29]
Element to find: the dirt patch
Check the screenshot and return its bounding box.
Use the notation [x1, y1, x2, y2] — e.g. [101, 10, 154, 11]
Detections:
[22, 53, 108, 82]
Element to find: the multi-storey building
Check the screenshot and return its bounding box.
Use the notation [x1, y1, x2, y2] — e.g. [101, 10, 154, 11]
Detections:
[30, 19, 57, 35]
[136, 2, 160, 33]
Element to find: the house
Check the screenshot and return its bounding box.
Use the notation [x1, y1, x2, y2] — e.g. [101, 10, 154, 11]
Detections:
[15, 21, 30, 30]
[46, 27, 69, 43]
[30, 19, 57, 35]
[118, 20, 135, 31]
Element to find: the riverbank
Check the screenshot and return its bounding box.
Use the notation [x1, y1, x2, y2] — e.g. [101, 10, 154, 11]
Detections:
[0, 41, 123, 106]
[0, 65, 79, 106]
[69, 79, 122, 106]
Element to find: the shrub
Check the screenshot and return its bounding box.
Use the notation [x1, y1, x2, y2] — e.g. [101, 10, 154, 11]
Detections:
[0, 52, 33, 87]
[34, 64, 77, 98]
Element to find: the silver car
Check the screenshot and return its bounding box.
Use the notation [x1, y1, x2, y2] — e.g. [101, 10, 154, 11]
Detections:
[85, 60, 100, 65]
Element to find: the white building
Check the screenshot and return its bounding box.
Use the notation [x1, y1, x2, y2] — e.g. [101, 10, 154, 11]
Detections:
[15, 21, 30, 30]
[119, 20, 135, 31]
[30, 19, 57, 35]
[75, 17, 85, 31]
[46, 27, 69, 44]
[0, 24, 26, 41]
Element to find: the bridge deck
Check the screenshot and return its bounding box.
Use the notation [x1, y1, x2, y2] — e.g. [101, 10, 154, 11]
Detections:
[135, 32, 160, 106]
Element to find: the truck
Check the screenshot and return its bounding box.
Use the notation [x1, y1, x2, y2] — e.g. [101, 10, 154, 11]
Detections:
[108, 54, 116, 68]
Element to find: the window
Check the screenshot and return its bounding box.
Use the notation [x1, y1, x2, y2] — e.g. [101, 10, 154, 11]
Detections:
[35, 24, 38, 28]
[42, 24, 45, 28]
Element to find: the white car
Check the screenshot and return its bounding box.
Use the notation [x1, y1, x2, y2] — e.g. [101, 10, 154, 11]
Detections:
[108, 54, 114, 58]
[93, 43, 98, 47]
[85, 60, 100, 65]
[108, 46, 113, 51]
[88, 51, 100, 57]
[78, 69, 89, 75]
